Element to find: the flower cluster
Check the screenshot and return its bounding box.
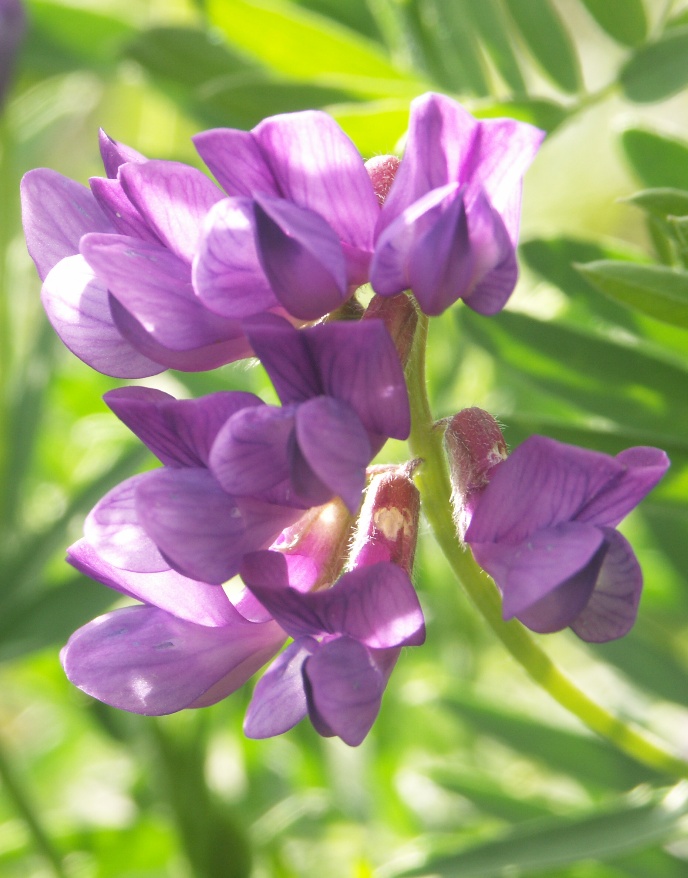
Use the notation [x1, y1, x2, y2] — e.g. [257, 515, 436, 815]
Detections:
[21, 91, 668, 745]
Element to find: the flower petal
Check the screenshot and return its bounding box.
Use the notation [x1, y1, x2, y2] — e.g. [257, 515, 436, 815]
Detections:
[465, 436, 625, 544]
[570, 528, 643, 643]
[119, 160, 224, 263]
[254, 110, 379, 254]
[98, 129, 147, 179]
[136, 468, 301, 584]
[89, 175, 160, 242]
[576, 446, 670, 528]
[193, 127, 279, 197]
[105, 386, 263, 468]
[295, 397, 370, 512]
[192, 198, 277, 319]
[254, 194, 348, 320]
[40, 255, 163, 378]
[62, 604, 284, 715]
[67, 538, 237, 626]
[243, 638, 316, 738]
[21, 169, 113, 281]
[305, 636, 384, 746]
[470, 521, 605, 622]
[84, 474, 170, 573]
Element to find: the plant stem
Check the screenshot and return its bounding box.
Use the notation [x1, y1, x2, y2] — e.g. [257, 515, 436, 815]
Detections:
[407, 310, 688, 780]
[0, 736, 68, 878]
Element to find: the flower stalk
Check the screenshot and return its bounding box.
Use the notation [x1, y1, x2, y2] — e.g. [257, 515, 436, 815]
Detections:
[407, 306, 688, 780]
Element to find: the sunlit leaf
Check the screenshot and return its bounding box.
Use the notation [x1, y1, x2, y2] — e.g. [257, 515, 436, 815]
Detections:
[578, 0, 647, 48]
[625, 188, 688, 220]
[576, 261, 688, 330]
[391, 784, 688, 878]
[502, 0, 582, 93]
[463, 0, 526, 94]
[620, 128, 688, 189]
[621, 27, 688, 103]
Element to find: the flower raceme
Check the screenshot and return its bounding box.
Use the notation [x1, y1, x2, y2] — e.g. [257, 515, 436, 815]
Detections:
[446, 411, 670, 642]
[21, 93, 543, 381]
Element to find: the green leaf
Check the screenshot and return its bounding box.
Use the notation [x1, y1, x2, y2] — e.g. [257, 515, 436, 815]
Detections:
[579, 0, 647, 48]
[463, 0, 527, 94]
[620, 128, 688, 190]
[576, 261, 688, 330]
[206, 0, 426, 98]
[625, 188, 688, 220]
[291, 0, 383, 40]
[391, 784, 688, 878]
[502, 0, 582, 93]
[443, 692, 659, 791]
[621, 27, 688, 103]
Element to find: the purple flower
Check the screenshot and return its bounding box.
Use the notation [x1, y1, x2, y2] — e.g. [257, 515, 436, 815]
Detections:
[86, 386, 302, 584]
[370, 92, 544, 316]
[0, 0, 25, 108]
[21, 132, 259, 377]
[192, 110, 380, 321]
[61, 540, 287, 715]
[209, 314, 410, 513]
[463, 436, 670, 642]
[242, 468, 424, 746]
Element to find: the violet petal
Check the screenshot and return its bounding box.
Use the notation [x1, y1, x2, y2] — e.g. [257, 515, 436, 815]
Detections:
[21, 169, 113, 281]
[119, 160, 224, 263]
[570, 528, 643, 643]
[193, 127, 279, 198]
[62, 604, 285, 715]
[98, 129, 147, 179]
[243, 638, 316, 738]
[40, 255, 163, 378]
[105, 386, 263, 468]
[136, 468, 301, 584]
[254, 194, 348, 321]
[89, 176, 160, 242]
[67, 538, 237, 626]
[305, 636, 384, 746]
[192, 198, 277, 319]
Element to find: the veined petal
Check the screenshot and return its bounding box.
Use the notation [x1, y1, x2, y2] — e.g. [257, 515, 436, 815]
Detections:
[295, 397, 370, 513]
[193, 198, 277, 319]
[84, 474, 170, 573]
[243, 313, 322, 404]
[67, 538, 237, 626]
[254, 195, 348, 321]
[105, 386, 263, 468]
[40, 255, 163, 378]
[469, 521, 605, 621]
[193, 127, 279, 197]
[254, 110, 379, 253]
[306, 320, 410, 441]
[89, 176, 160, 242]
[62, 604, 284, 715]
[570, 528, 643, 643]
[465, 436, 625, 544]
[98, 129, 147, 179]
[210, 404, 294, 496]
[81, 234, 245, 353]
[21, 169, 113, 281]
[119, 160, 224, 263]
[136, 468, 301, 584]
[109, 294, 252, 372]
[576, 446, 670, 528]
[243, 638, 316, 738]
[305, 636, 384, 746]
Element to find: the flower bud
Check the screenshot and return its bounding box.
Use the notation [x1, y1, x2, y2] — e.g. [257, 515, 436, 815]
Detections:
[443, 407, 507, 538]
[349, 468, 420, 573]
[270, 499, 354, 593]
[365, 155, 401, 205]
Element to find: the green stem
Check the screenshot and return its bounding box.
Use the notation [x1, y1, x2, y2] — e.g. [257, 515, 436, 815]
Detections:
[0, 737, 68, 878]
[407, 311, 688, 780]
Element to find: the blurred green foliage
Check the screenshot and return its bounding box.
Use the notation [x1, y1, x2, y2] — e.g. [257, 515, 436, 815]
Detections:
[1, 1, 688, 876]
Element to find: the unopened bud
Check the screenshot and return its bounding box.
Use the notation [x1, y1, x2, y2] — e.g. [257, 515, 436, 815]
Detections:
[365, 154, 401, 205]
[270, 499, 353, 593]
[349, 468, 420, 573]
[444, 408, 507, 538]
